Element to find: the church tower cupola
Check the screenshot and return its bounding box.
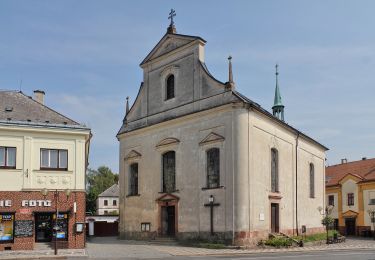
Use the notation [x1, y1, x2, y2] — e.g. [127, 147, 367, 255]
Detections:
[167, 9, 177, 34]
[272, 64, 285, 121]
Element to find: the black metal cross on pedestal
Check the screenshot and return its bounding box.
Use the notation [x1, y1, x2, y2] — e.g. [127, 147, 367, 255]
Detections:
[204, 195, 220, 235]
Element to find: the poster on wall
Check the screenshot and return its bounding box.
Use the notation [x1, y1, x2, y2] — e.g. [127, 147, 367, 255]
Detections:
[53, 213, 68, 240]
[15, 220, 33, 238]
[0, 214, 14, 242]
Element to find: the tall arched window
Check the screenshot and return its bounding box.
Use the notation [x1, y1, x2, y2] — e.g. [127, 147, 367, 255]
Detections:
[309, 163, 315, 198]
[166, 75, 175, 100]
[129, 163, 138, 195]
[162, 151, 176, 193]
[271, 148, 279, 192]
[207, 148, 220, 188]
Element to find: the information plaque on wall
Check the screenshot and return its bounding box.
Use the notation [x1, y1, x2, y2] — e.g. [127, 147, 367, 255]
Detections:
[14, 220, 34, 237]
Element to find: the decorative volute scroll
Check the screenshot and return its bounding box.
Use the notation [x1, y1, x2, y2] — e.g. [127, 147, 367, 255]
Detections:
[156, 138, 180, 148]
[124, 150, 142, 161]
[199, 132, 225, 146]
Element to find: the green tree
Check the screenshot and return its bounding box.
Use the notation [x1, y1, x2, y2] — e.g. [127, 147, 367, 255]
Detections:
[322, 215, 334, 243]
[86, 166, 119, 214]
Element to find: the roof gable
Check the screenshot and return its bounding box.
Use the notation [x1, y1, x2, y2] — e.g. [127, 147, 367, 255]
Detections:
[140, 33, 205, 66]
[338, 173, 363, 184]
[98, 184, 119, 197]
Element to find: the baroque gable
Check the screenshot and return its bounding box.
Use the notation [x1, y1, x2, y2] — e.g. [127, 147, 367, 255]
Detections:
[199, 132, 225, 146]
[140, 33, 205, 66]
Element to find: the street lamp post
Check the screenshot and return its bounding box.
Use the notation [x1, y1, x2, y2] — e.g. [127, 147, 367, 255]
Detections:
[318, 205, 334, 244]
[41, 188, 71, 255]
[368, 209, 375, 240]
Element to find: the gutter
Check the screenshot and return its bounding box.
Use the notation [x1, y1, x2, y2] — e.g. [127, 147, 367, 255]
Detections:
[295, 132, 300, 236]
[0, 120, 90, 131]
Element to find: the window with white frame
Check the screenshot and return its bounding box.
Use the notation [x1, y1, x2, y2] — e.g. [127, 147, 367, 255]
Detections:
[40, 149, 68, 170]
[0, 147, 16, 169]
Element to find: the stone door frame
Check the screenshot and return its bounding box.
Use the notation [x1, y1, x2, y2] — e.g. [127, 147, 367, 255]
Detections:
[156, 193, 179, 237]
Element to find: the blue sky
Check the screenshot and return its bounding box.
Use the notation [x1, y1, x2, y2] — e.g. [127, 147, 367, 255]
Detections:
[1, 1, 374, 172]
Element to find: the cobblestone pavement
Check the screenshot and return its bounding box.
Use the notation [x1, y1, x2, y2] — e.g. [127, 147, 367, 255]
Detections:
[149, 238, 375, 256]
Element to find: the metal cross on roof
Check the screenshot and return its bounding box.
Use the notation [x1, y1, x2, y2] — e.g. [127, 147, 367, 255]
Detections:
[168, 9, 176, 26]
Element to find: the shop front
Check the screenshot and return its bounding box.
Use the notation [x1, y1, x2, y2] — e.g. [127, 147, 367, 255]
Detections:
[0, 191, 85, 251]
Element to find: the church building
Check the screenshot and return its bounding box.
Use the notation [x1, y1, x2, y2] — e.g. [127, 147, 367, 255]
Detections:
[117, 13, 328, 245]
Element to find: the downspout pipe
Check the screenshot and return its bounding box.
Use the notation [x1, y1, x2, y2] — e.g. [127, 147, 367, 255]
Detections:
[295, 132, 300, 236]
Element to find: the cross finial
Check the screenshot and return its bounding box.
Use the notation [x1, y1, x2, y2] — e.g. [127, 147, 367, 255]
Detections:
[168, 9, 176, 26]
[275, 63, 279, 76]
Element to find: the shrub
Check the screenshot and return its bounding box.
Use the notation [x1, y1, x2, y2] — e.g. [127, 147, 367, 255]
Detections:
[264, 237, 293, 247]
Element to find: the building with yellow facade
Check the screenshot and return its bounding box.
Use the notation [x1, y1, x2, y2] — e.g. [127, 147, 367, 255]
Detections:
[326, 158, 375, 236]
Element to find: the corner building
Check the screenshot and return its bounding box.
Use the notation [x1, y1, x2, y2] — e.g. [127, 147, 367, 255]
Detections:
[326, 158, 375, 236]
[0, 90, 91, 250]
[117, 23, 328, 245]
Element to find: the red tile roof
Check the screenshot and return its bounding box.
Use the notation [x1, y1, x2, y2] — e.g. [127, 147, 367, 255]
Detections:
[326, 158, 375, 186]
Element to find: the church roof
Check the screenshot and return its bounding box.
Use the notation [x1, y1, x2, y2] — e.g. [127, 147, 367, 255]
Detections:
[0, 90, 87, 129]
[232, 91, 327, 150]
[326, 158, 375, 186]
[98, 183, 119, 197]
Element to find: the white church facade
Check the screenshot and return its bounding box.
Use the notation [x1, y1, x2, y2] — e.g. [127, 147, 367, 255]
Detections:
[117, 17, 328, 245]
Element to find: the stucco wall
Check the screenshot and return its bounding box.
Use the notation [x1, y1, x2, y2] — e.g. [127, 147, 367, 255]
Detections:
[96, 197, 119, 215]
[342, 179, 358, 213]
[119, 105, 234, 237]
[325, 192, 339, 219]
[363, 188, 375, 229]
[0, 125, 89, 191]
[246, 109, 325, 236]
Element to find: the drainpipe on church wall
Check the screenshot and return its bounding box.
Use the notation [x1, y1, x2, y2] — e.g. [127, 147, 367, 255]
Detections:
[295, 132, 300, 236]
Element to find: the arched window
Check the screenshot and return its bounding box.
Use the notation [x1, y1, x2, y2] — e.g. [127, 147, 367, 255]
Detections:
[162, 151, 176, 193]
[166, 75, 175, 100]
[129, 163, 138, 195]
[309, 163, 315, 198]
[207, 148, 220, 188]
[271, 148, 279, 192]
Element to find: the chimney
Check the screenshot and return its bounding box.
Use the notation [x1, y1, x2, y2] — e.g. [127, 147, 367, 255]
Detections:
[341, 158, 348, 164]
[362, 157, 367, 160]
[33, 90, 45, 105]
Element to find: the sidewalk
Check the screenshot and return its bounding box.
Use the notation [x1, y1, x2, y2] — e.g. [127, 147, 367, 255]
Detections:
[0, 249, 86, 259]
[149, 237, 375, 256]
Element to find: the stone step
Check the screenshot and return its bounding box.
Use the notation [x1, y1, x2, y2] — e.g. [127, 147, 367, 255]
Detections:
[34, 242, 54, 250]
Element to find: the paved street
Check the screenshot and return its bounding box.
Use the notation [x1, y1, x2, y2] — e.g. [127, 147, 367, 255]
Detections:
[0, 237, 373, 259]
[79, 236, 375, 259]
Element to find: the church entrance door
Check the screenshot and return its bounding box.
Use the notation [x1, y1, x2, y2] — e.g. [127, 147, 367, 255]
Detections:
[161, 206, 175, 236]
[271, 203, 279, 233]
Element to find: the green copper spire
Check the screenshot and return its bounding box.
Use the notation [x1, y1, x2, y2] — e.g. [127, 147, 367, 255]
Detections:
[272, 64, 285, 121]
